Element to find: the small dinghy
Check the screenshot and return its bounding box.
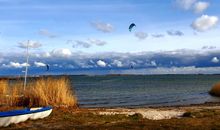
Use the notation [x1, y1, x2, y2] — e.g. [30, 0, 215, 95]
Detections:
[0, 106, 52, 127]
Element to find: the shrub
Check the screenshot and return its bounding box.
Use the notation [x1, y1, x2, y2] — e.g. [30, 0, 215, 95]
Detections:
[209, 82, 220, 97]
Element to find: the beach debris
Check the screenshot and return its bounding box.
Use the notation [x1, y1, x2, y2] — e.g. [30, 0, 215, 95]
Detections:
[129, 23, 136, 32]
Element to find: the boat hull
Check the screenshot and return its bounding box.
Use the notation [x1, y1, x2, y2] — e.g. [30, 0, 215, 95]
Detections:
[0, 107, 52, 127]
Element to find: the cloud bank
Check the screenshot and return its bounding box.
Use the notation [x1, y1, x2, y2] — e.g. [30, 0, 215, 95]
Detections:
[1, 49, 220, 75]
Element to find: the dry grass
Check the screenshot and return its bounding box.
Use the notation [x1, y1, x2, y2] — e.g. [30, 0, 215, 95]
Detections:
[0, 79, 24, 106]
[0, 77, 78, 108]
[0, 79, 8, 105]
[0, 79, 8, 95]
[209, 82, 220, 97]
[8, 81, 23, 106]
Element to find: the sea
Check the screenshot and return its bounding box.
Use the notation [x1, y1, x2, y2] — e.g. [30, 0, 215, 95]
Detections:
[69, 75, 220, 108]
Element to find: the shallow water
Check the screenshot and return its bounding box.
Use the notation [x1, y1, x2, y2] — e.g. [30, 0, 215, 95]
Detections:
[70, 75, 220, 108]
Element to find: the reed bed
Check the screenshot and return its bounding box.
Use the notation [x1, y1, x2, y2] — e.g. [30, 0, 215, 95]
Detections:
[0, 79, 8, 105]
[209, 82, 220, 97]
[0, 79, 8, 95]
[0, 78, 29, 106]
[0, 77, 77, 108]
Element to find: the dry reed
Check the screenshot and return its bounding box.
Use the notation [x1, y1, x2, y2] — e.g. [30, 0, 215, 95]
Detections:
[0, 77, 78, 108]
[0, 79, 8, 95]
[209, 82, 220, 97]
[0, 79, 8, 105]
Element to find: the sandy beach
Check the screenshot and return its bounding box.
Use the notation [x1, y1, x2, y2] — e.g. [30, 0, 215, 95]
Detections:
[1, 103, 220, 130]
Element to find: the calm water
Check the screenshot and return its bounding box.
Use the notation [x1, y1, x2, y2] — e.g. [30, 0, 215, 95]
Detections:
[70, 75, 220, 108]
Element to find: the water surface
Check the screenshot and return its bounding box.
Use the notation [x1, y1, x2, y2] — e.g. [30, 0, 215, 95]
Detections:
[70, 75, 220, 108]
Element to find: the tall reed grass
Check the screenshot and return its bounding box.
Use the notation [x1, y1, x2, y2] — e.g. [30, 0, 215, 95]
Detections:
[0, 79, 7, 95]
[0, 77, 77, 108]
[209, 82, 220, 97]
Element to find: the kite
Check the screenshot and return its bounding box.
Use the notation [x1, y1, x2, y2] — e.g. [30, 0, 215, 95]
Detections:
[129, 23, 136, 32]
[46, 64, 50, 71]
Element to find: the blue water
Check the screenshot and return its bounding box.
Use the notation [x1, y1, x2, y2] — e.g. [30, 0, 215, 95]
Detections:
[70, 75, 220, 108]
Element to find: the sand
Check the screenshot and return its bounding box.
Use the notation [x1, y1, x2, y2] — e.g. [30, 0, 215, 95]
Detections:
[95, 105, 220, 120]
[97, 108, 184, 120]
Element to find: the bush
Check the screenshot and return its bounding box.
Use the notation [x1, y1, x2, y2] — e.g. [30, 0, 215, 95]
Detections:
[209, 82, 220, 97]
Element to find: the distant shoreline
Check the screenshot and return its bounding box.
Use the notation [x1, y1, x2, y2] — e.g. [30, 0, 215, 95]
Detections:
[2, 73, 220, 78]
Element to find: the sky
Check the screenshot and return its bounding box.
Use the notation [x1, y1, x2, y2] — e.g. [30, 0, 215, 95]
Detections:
[0, 0, 220, 75]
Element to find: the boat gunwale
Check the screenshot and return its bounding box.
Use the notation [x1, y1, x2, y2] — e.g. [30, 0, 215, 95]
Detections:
[0, 106, 52, 118]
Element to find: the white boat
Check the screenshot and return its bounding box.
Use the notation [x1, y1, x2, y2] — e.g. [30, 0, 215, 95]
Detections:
[0, 106, 52, 127]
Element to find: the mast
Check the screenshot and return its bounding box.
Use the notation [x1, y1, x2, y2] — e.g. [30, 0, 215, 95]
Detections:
[24, 40, 29, 91]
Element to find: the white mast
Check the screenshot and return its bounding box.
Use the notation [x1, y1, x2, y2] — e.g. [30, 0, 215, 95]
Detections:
[24, 40, 29, 91]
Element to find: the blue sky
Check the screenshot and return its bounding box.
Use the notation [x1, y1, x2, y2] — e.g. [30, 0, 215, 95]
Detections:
[0, 0, 220, 75]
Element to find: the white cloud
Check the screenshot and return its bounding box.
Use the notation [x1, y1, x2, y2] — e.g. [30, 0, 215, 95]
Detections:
[151, 34, 164, 38]
[18, 40, 42, 49]
[42, 52, 51, 58]
[51, 48, 72, 57]
[194, 1, 209, 13]
[175, 0, 210, 14]
[88, 38, 107, 46]
[72, 38, 107, 48]
[112, 60, 123, 67]
[39, 29, 57, 38]
[10, 62, 22, 68]
[97, 60, 106, 67]
[135, 32, 148, 40]
[144, 60, 157, 67]
[150, 61, 157, 66]
[91, 22, 114, 33]
[211, 57, 219, 63]
[191, 15, 219, 32]
[175, 0, 197, 10]
[167, 30, 184, 36]
[34, 61, 46, 67]
[73, 40, 91, 48]
[202, 46, 216, 50]
[5, 62, 30, 68]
